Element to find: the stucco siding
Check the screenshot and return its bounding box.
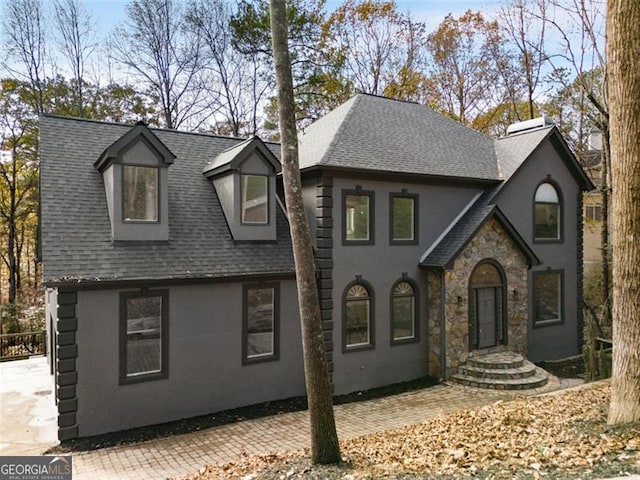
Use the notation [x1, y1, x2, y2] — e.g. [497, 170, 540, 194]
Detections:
[495, 139, 582, 361]
[329, 176, 484, 395]
[74, 280, 304, 437]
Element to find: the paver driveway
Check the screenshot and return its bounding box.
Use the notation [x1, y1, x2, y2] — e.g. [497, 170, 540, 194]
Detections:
[1, 357, 583, 480]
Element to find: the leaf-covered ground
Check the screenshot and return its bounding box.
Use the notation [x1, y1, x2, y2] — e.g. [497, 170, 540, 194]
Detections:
[182, 383, 640, 480]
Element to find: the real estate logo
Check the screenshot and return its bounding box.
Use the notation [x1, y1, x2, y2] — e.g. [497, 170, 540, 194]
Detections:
[0, 456, 72, 480]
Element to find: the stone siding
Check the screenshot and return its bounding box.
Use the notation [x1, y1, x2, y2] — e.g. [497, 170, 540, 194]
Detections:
[428, 218, 529, 378]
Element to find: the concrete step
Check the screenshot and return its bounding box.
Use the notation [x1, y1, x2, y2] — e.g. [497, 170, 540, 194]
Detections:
[458, 362, 537, 380]
[467, 352, 524, 370]
[451, 367, 549, 391]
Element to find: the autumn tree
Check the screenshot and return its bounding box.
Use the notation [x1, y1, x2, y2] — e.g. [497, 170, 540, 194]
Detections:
[110, 0, 205, 129]
[0, 80, 39, 306]
[323, 0, 428, 101]
[426, 10, 504, 125]
[606, 0, 640, 424]
[269, 0, 341, 464]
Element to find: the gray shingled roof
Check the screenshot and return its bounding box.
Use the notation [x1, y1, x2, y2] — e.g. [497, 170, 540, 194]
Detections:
[299, 94, 500, 180]
[420, 195, 540, 269]
[494, 126, 553, 180]
[40, 115, 294, 285]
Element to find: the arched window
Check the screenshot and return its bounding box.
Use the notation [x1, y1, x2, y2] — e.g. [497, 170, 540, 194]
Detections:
[534, 182, 561, 240]
[343, 282, 374, 350]
[391, 279, 418, 343]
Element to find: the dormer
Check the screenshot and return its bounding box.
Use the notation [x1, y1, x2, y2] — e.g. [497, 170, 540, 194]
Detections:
[203, 137, 280, 242]
[94, 122, 175, 242]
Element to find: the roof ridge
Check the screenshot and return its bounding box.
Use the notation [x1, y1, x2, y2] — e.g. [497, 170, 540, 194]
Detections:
[40, 113, 251, 142]
[356, 92, 420, 106]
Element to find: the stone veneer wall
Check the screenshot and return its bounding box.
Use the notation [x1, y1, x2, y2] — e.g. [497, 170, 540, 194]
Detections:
[56, 288, 79, 440]
[426, 270, 443, 378]
[315, 175, 335, 379]
[429, 218, 530, 378]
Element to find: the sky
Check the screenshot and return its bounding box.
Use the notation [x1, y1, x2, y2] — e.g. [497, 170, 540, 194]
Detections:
[83, 0, 505, 35]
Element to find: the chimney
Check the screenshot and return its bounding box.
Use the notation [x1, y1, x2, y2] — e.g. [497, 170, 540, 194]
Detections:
[506, 117, 555, 136]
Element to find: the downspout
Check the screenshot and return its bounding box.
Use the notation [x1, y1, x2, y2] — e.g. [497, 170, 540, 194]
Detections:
[440, 268, 447, 382]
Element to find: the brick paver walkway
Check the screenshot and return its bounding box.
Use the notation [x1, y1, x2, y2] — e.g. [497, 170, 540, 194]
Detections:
[71, 377, 579, 480]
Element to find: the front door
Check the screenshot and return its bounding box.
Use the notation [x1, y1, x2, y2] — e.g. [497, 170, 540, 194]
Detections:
[476, 287, 497, 348]
[469, 261, 505, 350]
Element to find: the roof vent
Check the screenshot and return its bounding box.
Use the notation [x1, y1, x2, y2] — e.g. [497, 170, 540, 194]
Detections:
[506, 116, 554, 135]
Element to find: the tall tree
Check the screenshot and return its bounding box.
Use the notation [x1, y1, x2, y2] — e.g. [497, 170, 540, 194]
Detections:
[606, 0, 640, 424]
[0, 80, 39, 305]
[323, 0, 428, 99]
[541, 0, 611, 322]
[110, 0, 205, 129]
[1, 0, 48, 115]
[232, 0, 342, 132]
[53, 0, 96, 117]
[497, 0, 547, 120]
[426, 10, 504, 125]
[269, 0, 341, 465]
[186, 0, 270, 136]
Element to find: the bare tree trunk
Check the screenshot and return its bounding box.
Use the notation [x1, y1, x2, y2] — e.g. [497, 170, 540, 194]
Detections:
[607, 0, 640, 424]
[269, 0, 341, 465]
[600, 124, 611, 327]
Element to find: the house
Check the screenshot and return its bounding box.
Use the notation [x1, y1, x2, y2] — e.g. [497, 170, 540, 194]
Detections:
[41, 94, 593, 441]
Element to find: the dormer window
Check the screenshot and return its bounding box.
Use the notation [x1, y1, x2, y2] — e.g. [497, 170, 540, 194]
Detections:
[95, 121, 175, 241]
[203, 136, 281, 242]
[123, 166, 159, 222]
[241, 174, 268, 224]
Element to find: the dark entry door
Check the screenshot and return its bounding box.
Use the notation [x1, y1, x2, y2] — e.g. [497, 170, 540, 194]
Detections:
[476, 287, 497, 348]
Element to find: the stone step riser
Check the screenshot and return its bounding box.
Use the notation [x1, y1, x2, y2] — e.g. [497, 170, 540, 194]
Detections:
[458, 365, 537, 380]
[467, 358, 524, 370]
[451, 374, 548, 391]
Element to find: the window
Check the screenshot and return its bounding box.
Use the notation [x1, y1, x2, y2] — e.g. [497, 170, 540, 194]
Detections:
[533, 270, 563, 326]
[391, 279, 418, 343]
[390, 193, 418, 244]
[120, 290, 168, 384]
[343, 281, 374, 350]
[242, 175, 268, 224]
[343, 189, 374, 244]
[534, 182, 561, 240]
[243, 284, 279, 363]
[585, 205, 602, 222]
[123, 166, 158, 222]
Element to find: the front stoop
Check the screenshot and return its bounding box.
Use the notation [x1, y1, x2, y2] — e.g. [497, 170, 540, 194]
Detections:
[451, 352, 549, 390]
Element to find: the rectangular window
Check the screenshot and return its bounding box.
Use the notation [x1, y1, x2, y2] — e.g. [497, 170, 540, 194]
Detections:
[123, 166, 158, 222]
[120, 290, 168, 384]
[390, 193, 418, 244]
[392, 296, 415, 340]
[534, 203, 560, 239]
[242, 175, 268, 224]
[533, 270, 563, 327]
[585, 205, 602, 222]
[243, 284, 279, 363]
[343, 189, 374, 244]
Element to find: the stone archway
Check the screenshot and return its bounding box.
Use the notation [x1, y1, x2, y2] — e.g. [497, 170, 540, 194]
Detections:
[469, 261, 507, 350]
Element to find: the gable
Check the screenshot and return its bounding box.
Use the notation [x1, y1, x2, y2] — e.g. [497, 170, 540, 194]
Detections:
[492, 127, 594, 203]
[420, 201, 540, 269]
